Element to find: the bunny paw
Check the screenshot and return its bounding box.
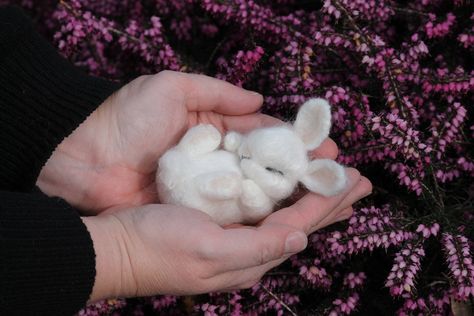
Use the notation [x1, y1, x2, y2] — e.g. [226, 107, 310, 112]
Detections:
[240, 179, 273, 219]
[197, 172, 242, 200]
[178, 124, 222, 155]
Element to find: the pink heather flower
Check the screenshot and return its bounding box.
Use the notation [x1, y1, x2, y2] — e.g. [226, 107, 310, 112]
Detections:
[216, 46, 264, 86]
[442, 233, 474, 301]
[326, 205, 415, 256]
[78, 299, 126, 316]
[198, 303, 223, 316]
[297, 258, 332, 289]
[425, 13, 456, 38]
[6, 0, 472, 314]
[328, 292, 361, 315]
[385, 242, 426, 297]
[148, 295, 177, 311]
[415, 223, 440, 238]
[343, 272, 366, 289]
[396, 290, 451, 316]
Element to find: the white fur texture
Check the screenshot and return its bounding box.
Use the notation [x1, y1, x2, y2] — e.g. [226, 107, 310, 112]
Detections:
[157, 98, 347, 225]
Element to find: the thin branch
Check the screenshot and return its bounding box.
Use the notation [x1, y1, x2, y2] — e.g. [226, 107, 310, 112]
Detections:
[392, 7, 431, 17]
[205, 36, 227, 70]
[260, 283, 298, 316]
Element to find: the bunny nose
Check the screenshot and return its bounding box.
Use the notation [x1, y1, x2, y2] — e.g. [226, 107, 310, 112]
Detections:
[240, 155, 250, 160]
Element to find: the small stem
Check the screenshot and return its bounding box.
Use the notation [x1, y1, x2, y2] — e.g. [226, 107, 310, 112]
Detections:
[392, 7, 430, 17]
[429, 163, 445, 210]
[205, 36, 227, 70]
[419, 180, 443, 210]
[309, 67, 348, 73]
[332, 0, 368, 43]
[385, 62, 408, 119]
[260, 283, 298, 316]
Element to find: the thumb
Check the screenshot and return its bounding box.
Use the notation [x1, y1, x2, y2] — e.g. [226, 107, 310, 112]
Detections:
[210, 223, 308, 273]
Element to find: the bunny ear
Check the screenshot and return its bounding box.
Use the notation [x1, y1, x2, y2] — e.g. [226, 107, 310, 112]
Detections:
[301, 159, 346, 197]
[293, 98, 331, 151]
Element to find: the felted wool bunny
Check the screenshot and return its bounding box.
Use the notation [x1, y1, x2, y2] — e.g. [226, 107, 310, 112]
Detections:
[156, 98, 347, 226]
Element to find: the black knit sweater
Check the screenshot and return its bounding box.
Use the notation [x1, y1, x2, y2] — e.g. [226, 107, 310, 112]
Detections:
[0, 6, 120, 315]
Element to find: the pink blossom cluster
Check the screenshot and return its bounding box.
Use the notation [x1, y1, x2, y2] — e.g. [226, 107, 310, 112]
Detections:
[195, 292, 244, 316]
[76, 295, 178, 315]
[458, 13, 474, 48]
[327, 272, 365, 315]
[343, 272, 366, 289]
[385, 242, 426, 297]
[216, 46, 265, 87]
[425, 13, 456, 38]
[325, 205, 415, 256]
[323, 0, 394, 22]
[248, 276, 301, 315]
[384, 224, 440, 298]
[328, 292, 360, 316]
[396, 292, 451, 316]
[3, 0, 472, 314]
[77, 299, 126, 316]
[296, 258, 332, 289]
[52, 0, 180, 78]
[442, 233, 474, 300]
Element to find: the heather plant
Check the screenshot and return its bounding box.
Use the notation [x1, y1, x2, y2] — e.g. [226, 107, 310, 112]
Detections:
[3, 0, 473, 315]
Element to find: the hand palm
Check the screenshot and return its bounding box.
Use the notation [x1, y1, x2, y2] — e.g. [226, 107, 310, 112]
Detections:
[38, 72, 272, 213]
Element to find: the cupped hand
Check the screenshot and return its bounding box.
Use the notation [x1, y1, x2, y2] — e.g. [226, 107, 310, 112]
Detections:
[82, 165, 370, 302]
[38, 71, 275, 214]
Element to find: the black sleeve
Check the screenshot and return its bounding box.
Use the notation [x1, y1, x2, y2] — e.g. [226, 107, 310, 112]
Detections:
[0, 5, 121, 315]
[0, 191, 96, 316]
[0, 5, 119, 191]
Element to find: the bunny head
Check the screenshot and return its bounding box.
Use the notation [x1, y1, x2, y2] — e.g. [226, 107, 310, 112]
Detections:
[224, 98, 346, 199]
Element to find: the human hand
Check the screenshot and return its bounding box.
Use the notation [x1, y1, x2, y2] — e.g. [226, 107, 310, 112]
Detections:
[82, 204, 309, 302]
[38, 71, 275, 214]
[82, 165, 370, 302]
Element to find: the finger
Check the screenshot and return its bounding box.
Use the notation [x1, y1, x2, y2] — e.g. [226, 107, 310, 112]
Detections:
[263, 168, 361, 233]
[208, 223, 307, 273]
[309, 138, 339, 160]
[307, 176, 371, 234]
[177, 72, 264, 115]
[333, 176, 372, 212]
[310, 207, 354, 233]
[216, 251, 294, 291]
[341, 176, 372, 208]
[335, 206, 354, 222]
[222, 113, 284, 133]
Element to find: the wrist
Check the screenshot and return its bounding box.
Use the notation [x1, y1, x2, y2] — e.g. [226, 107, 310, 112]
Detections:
[37, 150, 97, 213]
[81, 214, 129, 303]
[37, 104, 113, 213]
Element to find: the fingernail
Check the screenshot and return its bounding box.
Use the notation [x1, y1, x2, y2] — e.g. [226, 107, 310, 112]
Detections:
[284, 231, 308, 255]
[362, 191, 372, 199]
[346, 168, 360, 182]
[248, 91, 262, 97]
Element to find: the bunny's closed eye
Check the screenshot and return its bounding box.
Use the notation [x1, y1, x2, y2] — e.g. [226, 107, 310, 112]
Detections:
[265, 167, 284, 176]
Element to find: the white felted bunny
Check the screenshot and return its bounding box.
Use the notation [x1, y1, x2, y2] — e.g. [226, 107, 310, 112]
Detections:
[157, 98, 346, 226]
